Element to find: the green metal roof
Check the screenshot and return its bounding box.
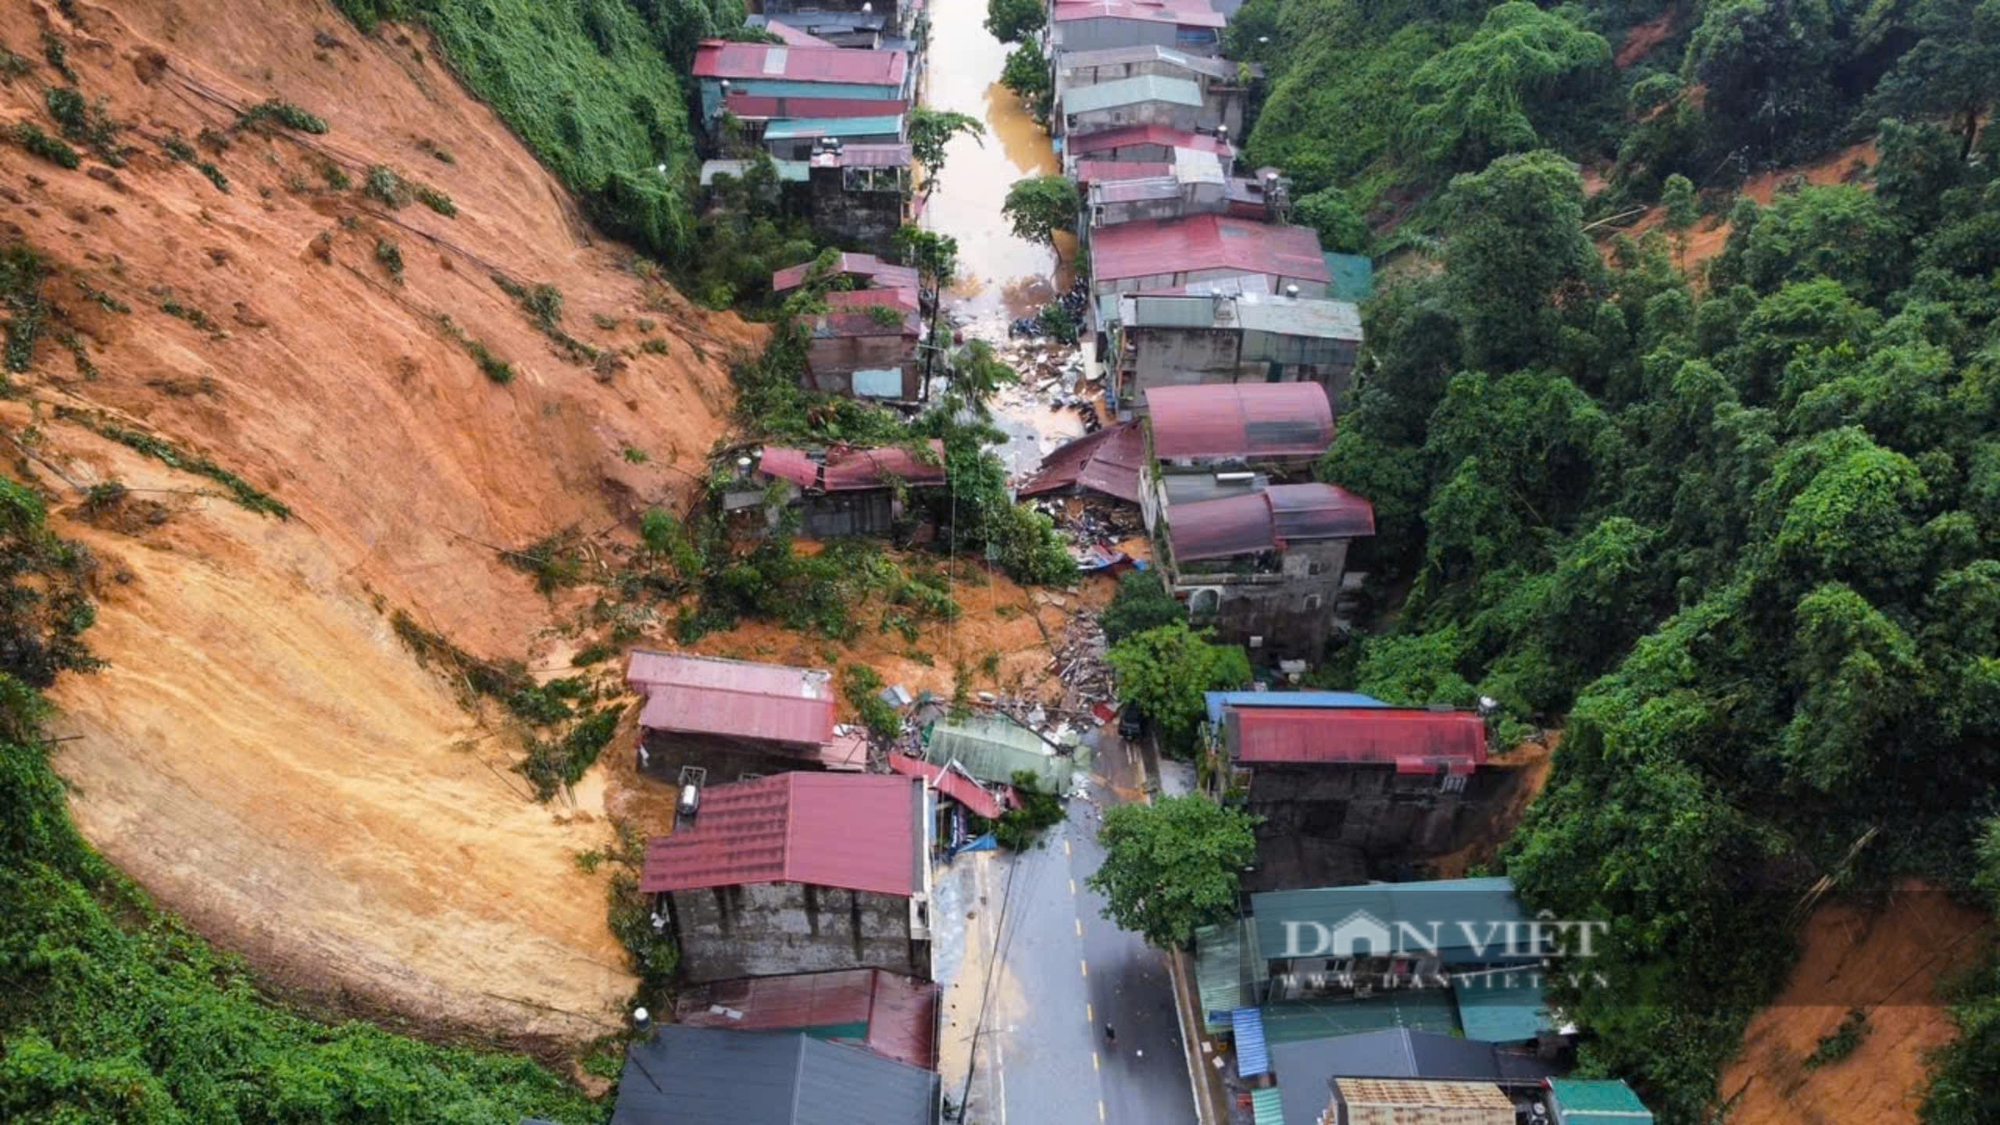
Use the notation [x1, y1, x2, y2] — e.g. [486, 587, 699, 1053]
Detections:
[1194, 919, 1266, 1032]
[1250, 877, 1529, 962]
[1452, 969, 1549, 1043]
[763, 115, 904, 140]
[1065, 74, 1205, 114]
[1549, 1078, 1654, 1123]
[924, 716, 1073, 791]
[1260, 990, 1458, 1044]
[1250, 1086, 1285, 1125]
[1324, 253, 1374, 303]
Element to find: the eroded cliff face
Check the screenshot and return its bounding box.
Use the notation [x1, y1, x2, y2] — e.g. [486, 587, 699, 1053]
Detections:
[2, 0, 760, 1044]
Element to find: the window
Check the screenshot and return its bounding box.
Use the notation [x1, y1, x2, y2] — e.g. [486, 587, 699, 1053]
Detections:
[1303, 594, 1322, 611]
[1189, 587, 1220, 623]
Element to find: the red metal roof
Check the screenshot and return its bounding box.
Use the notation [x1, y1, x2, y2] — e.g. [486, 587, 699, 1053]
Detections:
[627, 650, 835, 747]
[1053, 0, 1227, 27]
[693, 41, 909, 87]
[676, 969, 940, 1070]
[725, 93, 909, 120]
[1146, 382, 1334, 460]
[811, 308, 922, 339]
[772, 253, 921, 294]
[1166, 483, 1374, 561]
[760, 19, 840, 47]
[886, 752, 1004, 819]
[1227, 706, 1488, 774]
[1068, 125, 1234, 157]
[641, 773, 919, 896]
[826, 287, 921, 314]
[761, 442, 944, 490]
[1074, 160, 1174, 185]
[1091, 214, 1331, 285]
[1018, 422, 1145, 504]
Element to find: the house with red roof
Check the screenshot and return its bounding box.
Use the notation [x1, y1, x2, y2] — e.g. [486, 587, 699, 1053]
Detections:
[641, 772, 932, 982]
[626, 650, 870, 782]
[719, 441, 948, 538]
[1088, 213, 1332, 300]
[1203, 699, 1530, 889]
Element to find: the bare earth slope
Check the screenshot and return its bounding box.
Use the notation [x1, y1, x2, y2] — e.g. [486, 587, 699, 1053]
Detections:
[1, 0, 757, 1045]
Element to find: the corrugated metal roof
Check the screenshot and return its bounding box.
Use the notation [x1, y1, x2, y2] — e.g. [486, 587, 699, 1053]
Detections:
[1091, 215, 1330, 284]
[1453, 971, 1550, 1044]
[1333, 1078, 1513, 1122]
[693, 41, 909, 86]
[1195, 918, 1263, 1031]
[1174, 145, 1226, 185]
[725, 93, 908, 119]
[760, 19, 840, 47]
[1262, 991, 1460, 1044]
[1227, 706, 1484, 773]
[1121, 292, 1361, 340]
[809, 307, 923, 339]
[1232, 1007, 1272, 1078]
[813, 143, 914, 168]
[1052, 0, 1228, 28]
[1167, 491, 1276, 560]
[1146, 272, 1272, 297]
[610, 1026, 936, 1125]
[886, 752, 1005, 819]
[765, 115, 904, 140]
[1206, 690, 1387, 724]
[1068, 124, 1234, 157]
[1058, 44, 1240, 80]
[1074, 159, 1174, 184]
[628, 650, 836, 746]
[1160, 470, 1267, 506]
[924, 716, 1073, 791]
[1018, 421, 1145, 503]
[1250, 1086, 1286, 1125]
[1234, 294, 1364, 339]
[1267, 482, 1377, 539]
[1147, 382, 1334, 459]
[772, 253, 920, 293]
[640, 773, 919, 897]
[675, 969, 939, 1071]
[1548, 1078, 1654, 1122]
[759, 441, 946, 492]
[1251, 877, 1529, 962]
[1065, 74, 1205, 114]
[701, 158, 810, 185]
[748, 11, 887, 32]
[1092, 176, 1183, 205]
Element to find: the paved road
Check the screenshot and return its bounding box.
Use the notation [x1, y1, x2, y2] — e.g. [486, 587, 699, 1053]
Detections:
[959, 735, 1197, 1125]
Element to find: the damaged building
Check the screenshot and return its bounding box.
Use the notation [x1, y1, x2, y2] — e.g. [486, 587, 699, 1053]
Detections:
[722, 441, 947, 538]
[625, 650, 868, 781]
[641, 772, 932, 982]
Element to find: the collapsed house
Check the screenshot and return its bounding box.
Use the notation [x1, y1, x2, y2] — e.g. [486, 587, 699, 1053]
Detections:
[721, 441, 947, 538]
[641, 772, 932, 982]
[625, 650, 867, 781]
[799, 303, 925, 401]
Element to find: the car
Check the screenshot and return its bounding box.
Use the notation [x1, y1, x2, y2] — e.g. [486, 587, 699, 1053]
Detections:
[1117, 704, 1146, 741]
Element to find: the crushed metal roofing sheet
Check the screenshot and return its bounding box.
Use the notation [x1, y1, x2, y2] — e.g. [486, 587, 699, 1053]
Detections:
[693, 41, 909, 86]
[887, 752, 1005, 819]
[1064, 74, 1205, 114]
[1058, 44, 1241, 79]
[760, 441, 946, 491]
[925, 715, 1073, 791]
[725, 92, 908, 119]
[1228, 706, 1484, 772]
[1053, 0, 1228, 27]
[1074, 159, 1174, 183]
[1251, 877, 1529, 962]
[610, 1025, 936, 1125]
[675, 969, 939, 1070]
[640, 773, 919, 896]
[628, 650, 835, 745]
[1091, 214, 1330, 284]
[1147, 382, 1334, 459]
[1067, 123, 1234, 156]
[772, 252, 920, 293]
[1018, 422, 1145, 503]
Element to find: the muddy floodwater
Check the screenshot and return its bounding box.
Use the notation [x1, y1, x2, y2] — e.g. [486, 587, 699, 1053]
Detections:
[921, 0, 1072, 332]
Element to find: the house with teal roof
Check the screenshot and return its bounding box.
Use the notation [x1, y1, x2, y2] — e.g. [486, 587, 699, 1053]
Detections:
[1547, 1077, 1655, 1123]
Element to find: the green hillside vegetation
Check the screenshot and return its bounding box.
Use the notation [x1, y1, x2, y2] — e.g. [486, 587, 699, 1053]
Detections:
[0, 479, 595, 1123]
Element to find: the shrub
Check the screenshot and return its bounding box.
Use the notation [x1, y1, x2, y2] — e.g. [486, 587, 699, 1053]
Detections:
[415, 183, 456, 216]
[363, 164, 407, 206]
[374, 237, 404, 280]
[991, 770, 1065, 850]
[45, 87, 122, 166]
[236, 98, 329, 134]
[842, 663, 902, 739]
[13, 123, 79, 169]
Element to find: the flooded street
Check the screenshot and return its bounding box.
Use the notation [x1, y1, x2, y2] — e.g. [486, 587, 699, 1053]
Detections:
[920, 0, 1064, 334]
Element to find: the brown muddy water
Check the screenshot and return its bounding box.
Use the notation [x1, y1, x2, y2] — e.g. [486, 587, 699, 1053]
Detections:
[920, 0, 1072, 331]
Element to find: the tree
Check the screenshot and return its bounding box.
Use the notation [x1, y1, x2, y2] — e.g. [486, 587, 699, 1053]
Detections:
[1294, 186, 1371, 255]
[1660, 173, 1697, 268]
[1867, 0, 2000, 159]
[907, 108, 985, 191]
[1101, 571, 1184, 645]
[1087, 795, 1258, 950]
[985, 0, 1045, 43]
[1001, 175, 1080, 260]
[1683, 0, 1840, 162]
[1401, 2, 1613, 174]
[1000, 40, 1055, 124]
[946, 339, 1018, 417]
[1440, 150, 1604, 372]
[1106, 622, 1252, 751]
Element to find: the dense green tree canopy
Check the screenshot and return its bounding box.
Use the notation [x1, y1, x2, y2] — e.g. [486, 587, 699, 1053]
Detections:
[1106, 622, 1252, 751]
[1002, 175, 1082, 257]
[1087, 795, 1259, 950]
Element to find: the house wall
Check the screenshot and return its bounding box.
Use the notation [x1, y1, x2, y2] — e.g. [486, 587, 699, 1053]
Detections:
[1175, 538, 1350, 659]
[1058, 58, 1248, 131]
[1067, 99, 1202, 137]
[667, 882, 925, 982]
[1121, 327, 1356, 404]
[1094, 268, 1331, 299]
[759, 0, 902, 25]
[799, 489, 897, 537]
[1234, 763, 1524, 890]
[639, 728, 827, 784]
[699, 78, 902, 124]
[1053, 19, 1220, 55]
[808, 165, 906, 254]
[804, 336, 921, 399]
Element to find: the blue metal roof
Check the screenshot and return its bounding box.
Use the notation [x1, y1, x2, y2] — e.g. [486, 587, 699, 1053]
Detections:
[1204, 689, 1387, 725]
[1231, 1006, 1271, 1079]
[1453, 969, 1550, 1043]
[763, 115, 904, 140]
